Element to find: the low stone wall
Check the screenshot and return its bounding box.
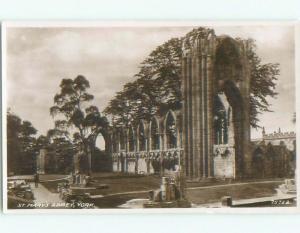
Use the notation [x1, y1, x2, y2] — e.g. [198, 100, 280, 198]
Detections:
[112, 149, 182, 175]
[213, 145, 235, 178]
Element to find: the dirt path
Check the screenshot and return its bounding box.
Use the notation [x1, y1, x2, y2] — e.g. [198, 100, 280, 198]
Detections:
[30, 182, 66, 208]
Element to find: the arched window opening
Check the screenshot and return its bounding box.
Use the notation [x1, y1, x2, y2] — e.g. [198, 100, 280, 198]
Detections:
[151, 119, 160, 150]
[120, 129, 126, 150]
[138, 122, 146, 151]
[213, 95, 228, 145]
[128, 127, 135, 152]
[166, 113, 177, 149]
[112, 132, 118, 153]
[95, 134, 105, 150]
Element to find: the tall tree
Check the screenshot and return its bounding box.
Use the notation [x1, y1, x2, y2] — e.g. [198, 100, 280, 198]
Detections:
[105, 28, 279, 129]
[246, 38, 279, 128]
[50, 75, 109, 174]
[104, 38, 182, 125]
[7, 111, 37, 175]
[35, 134, 75, 174]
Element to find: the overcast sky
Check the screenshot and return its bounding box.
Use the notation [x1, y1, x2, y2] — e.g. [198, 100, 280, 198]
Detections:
[5, 24, 295, 145]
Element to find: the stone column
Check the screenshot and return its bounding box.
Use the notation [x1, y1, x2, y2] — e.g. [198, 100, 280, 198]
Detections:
[37, 149, 46, 174]
[201, 53, 207, 178]
[125, 130, 129, 173]
[240, 54, 252, 178]
[117, 132, 121, 171]
[159, 133, 164, 176]
[198, 54, 204, 178]
[182, 56, 190, 177]
[74, 151, 80, 174]
[181, 31, 216, 180]
[191, 51, 199, 179]
[176, 128, 181, 149]
[187, 56, 193, 177]
[227, 108, 235, 145]
[136, 128, 140, 152]
[146, 136, 150, 174]
[134, 128, 138, 174]
[206, 53, 214, 177]
[162, 125, 167, 151]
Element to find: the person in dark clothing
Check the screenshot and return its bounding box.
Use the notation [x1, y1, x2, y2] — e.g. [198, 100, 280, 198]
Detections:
[34, 173, 39, 188]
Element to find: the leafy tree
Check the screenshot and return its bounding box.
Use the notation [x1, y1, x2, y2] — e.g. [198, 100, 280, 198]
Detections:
[246, 39, 279, 128]
[105, 28, 279, 129]
[35, 134, 75, 174]
[104, 38, 182, 125]
[7, 111, 37, 175]
[50, 75, 109, 173]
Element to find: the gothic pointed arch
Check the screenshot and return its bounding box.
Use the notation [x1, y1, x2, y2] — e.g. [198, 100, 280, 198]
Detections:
[213, 94, 229, 145]
[150, 116, 160, 150]
[137, 120, 146, 151]
[164, 110, 177, 149]
[128, 125, 135, 152]
[119, 127, 126, 151]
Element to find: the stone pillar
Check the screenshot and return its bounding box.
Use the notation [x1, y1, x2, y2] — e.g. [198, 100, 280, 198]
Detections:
[240, 51, 252, 178]
[182, 30, 252, 180]
[176, 128, 181, 149]
[136, 128, 140, 152]
[201, 53, 207, 178]
[159, 133, 164, 176]
[227, 108, 235, 145]
[187, 56, 193, 177]
[116, 132, 120, 172]
[74, 151, 80, 174]
[37, 149, 46, 174]
[134, 128, 138, 174]
[182, 55, 190, 177]
[125, 130, 129, 173]
[181, 30, 216, 180]
[146, 137, 150, 174]
[198, 53, 204, 178]
[206, 53, 214, 177]
[191, 50, 199, 179]
[163, 120, 168, 150]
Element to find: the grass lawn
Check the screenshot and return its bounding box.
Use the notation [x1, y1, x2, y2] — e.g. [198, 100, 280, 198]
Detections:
[42, 173, 161, 195]
[186, 182, 281, 205]
[92, 193, 148, 208]
[41, 173, 287, 208]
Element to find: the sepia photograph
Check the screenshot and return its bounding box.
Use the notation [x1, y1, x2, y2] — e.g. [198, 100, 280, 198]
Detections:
[2, 22, 297, 212]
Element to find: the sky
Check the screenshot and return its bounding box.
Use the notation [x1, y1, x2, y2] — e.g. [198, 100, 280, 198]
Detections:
[5, 24, 295, 148]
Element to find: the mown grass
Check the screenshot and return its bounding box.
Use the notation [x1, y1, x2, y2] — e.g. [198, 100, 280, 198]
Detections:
[41, 173, 286, 208]
[186, 182, 281, 205]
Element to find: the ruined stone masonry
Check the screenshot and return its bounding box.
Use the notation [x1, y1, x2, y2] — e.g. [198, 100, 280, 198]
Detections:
[110, 28, 253, 179]
[37, 27, 292, 180]
[181, 28, 252, 179]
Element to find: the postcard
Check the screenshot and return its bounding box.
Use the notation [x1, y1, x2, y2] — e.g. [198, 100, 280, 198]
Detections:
[2, 21, 298, 213]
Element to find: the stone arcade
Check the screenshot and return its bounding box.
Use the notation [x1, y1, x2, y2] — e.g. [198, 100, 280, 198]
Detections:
[111, 110, 183, 175]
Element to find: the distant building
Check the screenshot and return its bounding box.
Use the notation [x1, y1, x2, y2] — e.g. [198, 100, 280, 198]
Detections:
[251, 128, 296, 178]
[252, 128, 296, 151]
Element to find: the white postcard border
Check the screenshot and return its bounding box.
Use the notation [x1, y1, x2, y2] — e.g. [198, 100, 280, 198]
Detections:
[2, 20, 299, 214]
